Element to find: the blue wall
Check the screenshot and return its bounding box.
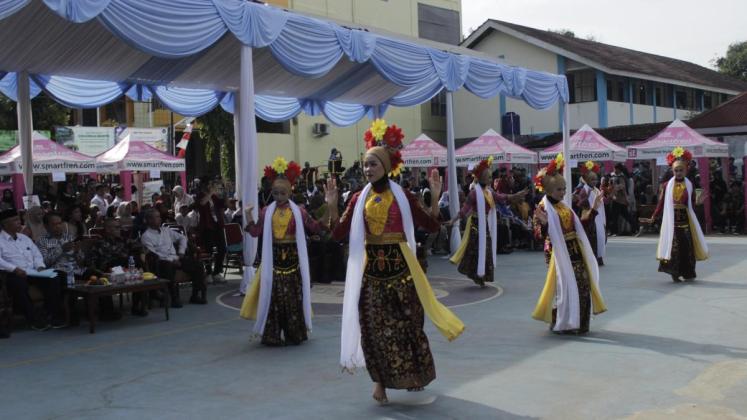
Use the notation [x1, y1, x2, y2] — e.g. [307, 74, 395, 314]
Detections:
[596, 70, 608, 128]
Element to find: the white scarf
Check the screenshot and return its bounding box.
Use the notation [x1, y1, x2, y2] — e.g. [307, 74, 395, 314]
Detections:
[656, 177, 708, 260]
[254, 201, 312, 335]
[341, 180, 416, 370]
[543, 196, 600, 331]
[473, 184, 498, 276]
[582, 182, 606, 258]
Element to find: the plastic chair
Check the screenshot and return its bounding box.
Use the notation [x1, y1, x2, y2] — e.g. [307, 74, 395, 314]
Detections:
[222, 223, 244, 277]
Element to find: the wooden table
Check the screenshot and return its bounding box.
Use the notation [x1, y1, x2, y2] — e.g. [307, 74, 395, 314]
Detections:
[67, 279, 170, 334]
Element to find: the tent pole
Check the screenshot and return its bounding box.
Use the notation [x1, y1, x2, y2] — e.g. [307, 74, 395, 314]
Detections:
[239, 45, 259, 291]
[121, 170, 132, 201]
[697, 157, 711, 234]
[445, 91, 460, 253]
[562, 102, 571, 204]
[233, 99, 242, 200]
[17, 71, 33, 201]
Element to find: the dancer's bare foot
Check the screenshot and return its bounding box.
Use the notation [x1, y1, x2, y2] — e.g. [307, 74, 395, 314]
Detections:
[372, 383, 388, 405]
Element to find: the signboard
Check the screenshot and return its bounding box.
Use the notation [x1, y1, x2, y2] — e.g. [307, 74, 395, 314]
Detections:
[142, 180, 163, 206]
[0, 130, 52, 151]
[60, 126, 115, 156]
[119, 127, 168, 151]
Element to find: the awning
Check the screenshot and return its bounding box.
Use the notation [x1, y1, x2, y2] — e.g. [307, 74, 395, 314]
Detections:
[539, 124, 626, 163]
[0, 131, 96, 174]
[0, 0, 568, 125]
[95, 135, 185, 173]
[456, 129, 538, 165]
[401, 133, 447, 167]
[627, 119, 729, 160]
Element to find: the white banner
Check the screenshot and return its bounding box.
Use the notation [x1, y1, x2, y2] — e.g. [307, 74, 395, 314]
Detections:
[119, 127, 168, 151]
[66, 126, 115, 156]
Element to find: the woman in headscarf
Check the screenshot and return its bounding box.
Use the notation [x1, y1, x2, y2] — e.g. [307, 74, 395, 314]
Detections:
[640, 147, 708, 282]
[573, 161, 607, 266]
[449, 158, 526, 287]
[240, 157, 322, 346]
[532, 154, 607, 335]
[326, 119, 464, 404]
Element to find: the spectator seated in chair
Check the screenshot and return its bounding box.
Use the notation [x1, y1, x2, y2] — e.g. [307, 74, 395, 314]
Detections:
[0, 209, 65, 331]
[86, 218, 149, 317]
[141, 208, 208, 307]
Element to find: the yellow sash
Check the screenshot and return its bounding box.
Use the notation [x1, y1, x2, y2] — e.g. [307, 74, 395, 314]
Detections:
[400, 243, 465, 341]
[531, 244, 607, 323]
[239, 268, 261, 320]
[449, 215, 473, 265]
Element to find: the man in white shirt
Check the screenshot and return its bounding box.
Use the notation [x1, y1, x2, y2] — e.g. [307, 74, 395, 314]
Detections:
[109, 186, 125, 211]
[224, 198, 240, 224]
[175, 204, 199, 234]
[0, 209, 65, 331]
[90, 184, 109, 217]
[141, 208, 207, 307]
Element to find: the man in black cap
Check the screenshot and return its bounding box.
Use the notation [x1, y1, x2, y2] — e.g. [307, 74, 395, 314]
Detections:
[0, 209, 65, 330]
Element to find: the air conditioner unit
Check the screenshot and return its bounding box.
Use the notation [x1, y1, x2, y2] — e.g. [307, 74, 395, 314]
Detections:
[312, 122, 329, 137]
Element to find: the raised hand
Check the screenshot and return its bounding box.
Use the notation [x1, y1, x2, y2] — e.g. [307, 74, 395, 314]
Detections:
[325, 177, 338, 206]
[592, 192, 604, 210]
[428, 169, 442, 199]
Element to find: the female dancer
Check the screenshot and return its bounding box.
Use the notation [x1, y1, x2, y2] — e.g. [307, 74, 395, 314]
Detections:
[450, 157, 526, 287]
[532, 154, 607, 334]
[327, 119, 464, 404]
[640, 147, 708, 282]
[240, 157, 322, 346]
[573, 161, 606, 266]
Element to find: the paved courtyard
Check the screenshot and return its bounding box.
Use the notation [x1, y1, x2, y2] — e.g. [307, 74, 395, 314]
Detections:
[2, 235, 747, 419]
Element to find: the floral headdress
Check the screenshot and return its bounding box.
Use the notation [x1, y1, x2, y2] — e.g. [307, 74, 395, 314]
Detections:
[533, 153, 565, 192]
[263, 156, 301, 184]
[579, 160, 601, 175]
[666, 146, 693, 166]
[472, 156, 494, 177]
[364, 118, 405, 177]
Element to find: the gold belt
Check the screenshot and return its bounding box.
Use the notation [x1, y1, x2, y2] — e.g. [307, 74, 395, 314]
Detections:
[273, 235, 296, 244]
[563, 231, 577, 241]
[674, 204, 687, 209]
[366, 232, 406, 244]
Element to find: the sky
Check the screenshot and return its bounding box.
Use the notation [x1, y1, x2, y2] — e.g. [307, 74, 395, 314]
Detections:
[461, 0, 747, 69]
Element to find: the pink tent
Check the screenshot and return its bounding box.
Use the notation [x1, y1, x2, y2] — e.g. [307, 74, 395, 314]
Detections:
[539, 124, 626, 163]
[456, 129, 537, 165]
[627, 119, 729, 233]
[96, 135, 186, 201]
[0, 131, 96, 175]
[626, 119, 728, 160]
[0, 132, 96, 208]
[401, 134, 447, 167]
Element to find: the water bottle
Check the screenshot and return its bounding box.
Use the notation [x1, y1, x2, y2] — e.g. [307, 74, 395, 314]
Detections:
[66, 263, 75, 287]
[128, 256, 136, 273]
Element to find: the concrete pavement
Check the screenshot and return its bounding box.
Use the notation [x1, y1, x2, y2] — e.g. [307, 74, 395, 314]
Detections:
[2, 235, 746, 419]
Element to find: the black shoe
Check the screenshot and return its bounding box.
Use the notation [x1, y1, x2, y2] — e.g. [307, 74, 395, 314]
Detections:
[189, 295, 207, 305]
[131, 308, 149, 317]
[50, 319, 68, 329]
[31, 321, 50, 332]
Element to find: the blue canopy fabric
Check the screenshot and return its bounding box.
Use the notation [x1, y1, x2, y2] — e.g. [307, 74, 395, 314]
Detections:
[0, 0, 569, 125]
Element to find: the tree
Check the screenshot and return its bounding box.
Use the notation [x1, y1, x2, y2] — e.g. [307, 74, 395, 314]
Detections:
[196, 106, 235, 181]
[0, 92, 70, 133]
[549, 28, 576, 38]
[714, 41, 747, 81]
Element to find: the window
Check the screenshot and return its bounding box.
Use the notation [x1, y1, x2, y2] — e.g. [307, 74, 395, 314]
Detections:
[703, 92, 712, 110]
[256, 117, 289, 134]
[632, 80, 650, 105]
[655, 84, 673, 107]
[417, 3, 460, 45]
[568, 70, 596, 103]
[675, 88, 695, 110]
[606, 78, 625, 102]
[430, 91, 446, 117]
